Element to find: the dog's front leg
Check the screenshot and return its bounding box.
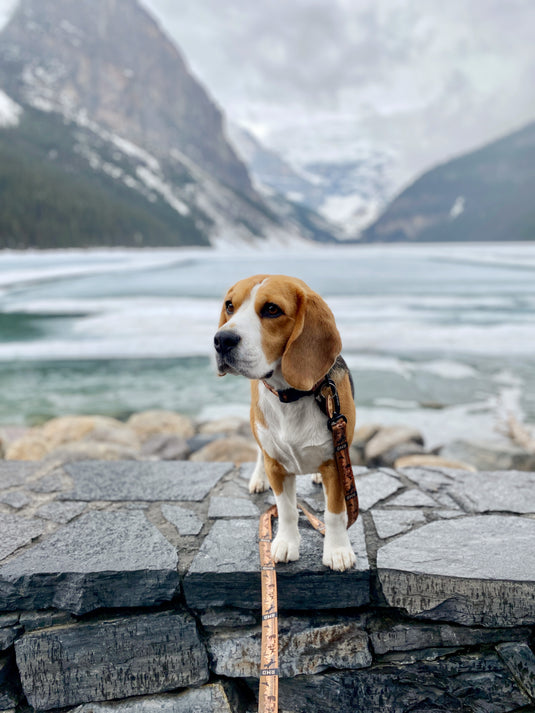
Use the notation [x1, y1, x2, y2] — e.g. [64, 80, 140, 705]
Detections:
[320, 460, 356, 571]
[264, 452, 300, 563]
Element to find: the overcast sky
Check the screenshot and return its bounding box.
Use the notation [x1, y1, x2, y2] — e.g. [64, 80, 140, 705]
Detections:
[1, 0, 534, 175]
[142, 0, 535, 138]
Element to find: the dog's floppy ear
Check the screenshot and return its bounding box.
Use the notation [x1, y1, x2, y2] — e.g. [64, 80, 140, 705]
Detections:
[281, 288, 341, 391]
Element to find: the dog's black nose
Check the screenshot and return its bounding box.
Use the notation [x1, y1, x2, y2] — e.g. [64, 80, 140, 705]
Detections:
[214, 330, 241, 355]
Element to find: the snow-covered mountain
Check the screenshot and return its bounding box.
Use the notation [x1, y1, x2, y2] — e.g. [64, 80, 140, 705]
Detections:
[228, 121, 398, 238]
[0, 0, 335, 248]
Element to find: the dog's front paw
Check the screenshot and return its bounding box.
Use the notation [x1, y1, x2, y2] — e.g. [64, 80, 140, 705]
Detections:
[323, 544, 356, 572]
[311, 472, 322, 485]
[271, 532, 300, 563]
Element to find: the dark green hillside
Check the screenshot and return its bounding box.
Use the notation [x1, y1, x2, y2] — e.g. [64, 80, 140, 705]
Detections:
[363, 120, 535, 243]
[0, 108, 209, 249]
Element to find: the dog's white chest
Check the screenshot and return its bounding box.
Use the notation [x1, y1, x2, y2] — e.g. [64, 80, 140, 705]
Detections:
[255, 389, 333, 475]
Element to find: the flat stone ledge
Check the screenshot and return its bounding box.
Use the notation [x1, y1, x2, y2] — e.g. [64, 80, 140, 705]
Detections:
[1, 461, 534, 627]
[183, 516, 370, 611]
[0, 511, 180, 614]
[377, 516, 535, 626]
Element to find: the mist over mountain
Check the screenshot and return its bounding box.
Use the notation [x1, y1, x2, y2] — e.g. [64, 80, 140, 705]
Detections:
[0, 0, 336, 248]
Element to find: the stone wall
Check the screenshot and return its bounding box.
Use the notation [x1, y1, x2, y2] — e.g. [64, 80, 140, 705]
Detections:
[1, 460, 534, 713]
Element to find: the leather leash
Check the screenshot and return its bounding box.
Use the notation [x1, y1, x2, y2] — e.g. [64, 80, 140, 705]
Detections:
[258, 504, 325, 713]
[317, 378, 359, 528]
[258, 378, 359, 711]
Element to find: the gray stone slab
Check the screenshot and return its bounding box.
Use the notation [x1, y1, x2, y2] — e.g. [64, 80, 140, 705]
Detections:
[0, 511, 180, 614]
[35, 502, 86, 524]
[161, 504, 203, 536]
[370, 619, 532, 655]
[200, 608, 257, 630]
[449, 470, 535, 514]
[385, 489, 438, 508]
[378, 515, 535, 626]
[71, 684, 234, 713]
[19, 611, 73, 632]
[15, 611, 209, 710]
[208, 496, 259, 518]
[371, 509, 426, 539]
[184, 515, 369, 611]
[403, 467, 456, 492]
[496, 641, 535, 701]
[278, 651, 530, 713]
[357, 471, 403, 511]
[0, 462, 38, 489]
[0, 614, 18, 629]
[61, 461, 232, 502]
[0, 514, 44, 562]
[0, 491, 31, 509]
[28, 472, 65, 493]
[377, 645, 464, 665]
[208, 615, 371, 678]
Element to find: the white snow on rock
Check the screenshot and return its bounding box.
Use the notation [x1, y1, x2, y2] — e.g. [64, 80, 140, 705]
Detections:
[0, 88, 22, 127]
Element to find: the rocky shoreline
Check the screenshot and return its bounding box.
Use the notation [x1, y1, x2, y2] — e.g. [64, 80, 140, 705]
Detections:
[2, 410, 535, 472]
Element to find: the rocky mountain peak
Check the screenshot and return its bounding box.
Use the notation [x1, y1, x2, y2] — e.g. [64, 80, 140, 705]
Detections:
[0, 0, 254, 196]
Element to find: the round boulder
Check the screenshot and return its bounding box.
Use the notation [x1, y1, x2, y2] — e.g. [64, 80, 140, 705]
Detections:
[365, 425, 424, 465]
[127, 410, 195, 442]
[189, 436, 257, 465]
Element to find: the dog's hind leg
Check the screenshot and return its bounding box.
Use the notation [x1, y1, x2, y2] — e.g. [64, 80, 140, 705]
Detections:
[249, 447, 270, 493]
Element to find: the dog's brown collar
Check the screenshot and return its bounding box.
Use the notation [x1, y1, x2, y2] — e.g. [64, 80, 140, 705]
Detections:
[262, 376, 326, 404]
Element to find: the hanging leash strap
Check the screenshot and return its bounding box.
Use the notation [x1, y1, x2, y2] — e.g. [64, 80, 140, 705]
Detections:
[258, 504, 325, 713]
[316, 377, 360, 528]
[258, 505, 279, 713]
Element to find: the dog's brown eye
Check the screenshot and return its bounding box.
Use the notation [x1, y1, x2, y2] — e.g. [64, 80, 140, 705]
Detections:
[261, 302, 283, 318]
[225, 301, 234, 315]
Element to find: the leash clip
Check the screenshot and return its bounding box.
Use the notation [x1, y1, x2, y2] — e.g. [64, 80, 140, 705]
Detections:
[317, 377, 341, 425]
[327, 411, 347, 432]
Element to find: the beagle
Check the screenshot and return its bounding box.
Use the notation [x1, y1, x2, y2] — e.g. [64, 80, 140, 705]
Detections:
[214, 274, 356, 571]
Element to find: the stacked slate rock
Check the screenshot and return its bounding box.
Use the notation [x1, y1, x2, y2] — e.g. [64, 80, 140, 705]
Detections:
[1, 459, 535, 713]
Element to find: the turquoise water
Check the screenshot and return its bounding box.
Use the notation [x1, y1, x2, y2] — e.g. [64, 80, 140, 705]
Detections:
[1, 244, 535, 447]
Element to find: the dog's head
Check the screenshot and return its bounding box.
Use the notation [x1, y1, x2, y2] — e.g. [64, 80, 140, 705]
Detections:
[214, 274, 341, 390]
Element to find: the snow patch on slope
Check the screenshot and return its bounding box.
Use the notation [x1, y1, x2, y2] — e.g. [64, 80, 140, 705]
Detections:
[0, 88, 22, 127]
